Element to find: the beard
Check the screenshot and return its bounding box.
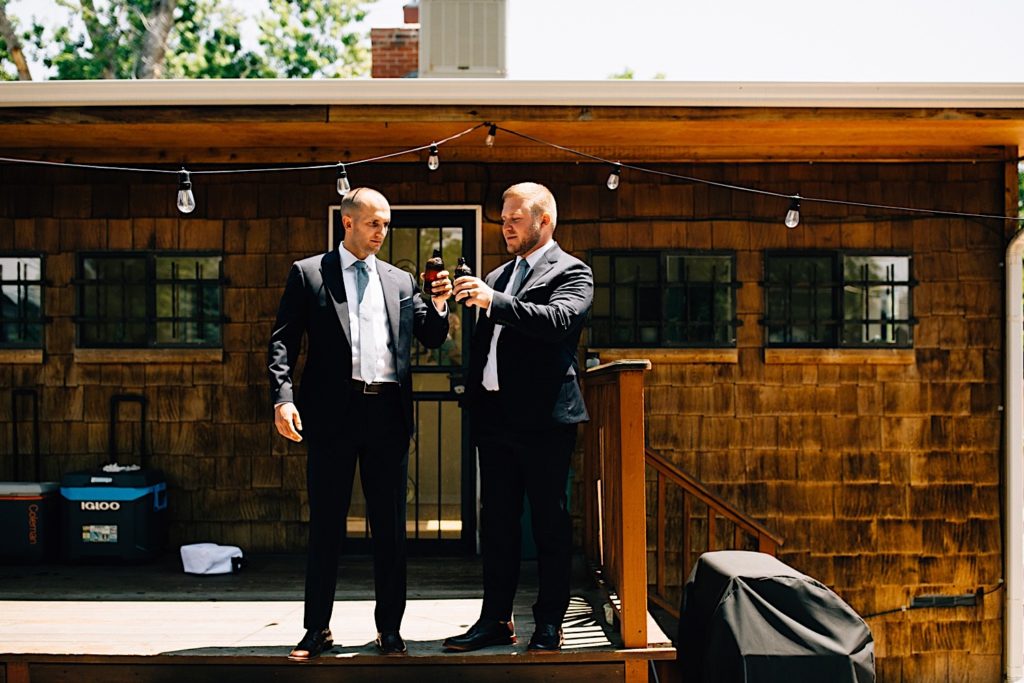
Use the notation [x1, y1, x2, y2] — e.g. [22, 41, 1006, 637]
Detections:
[506, 222, 541, 256]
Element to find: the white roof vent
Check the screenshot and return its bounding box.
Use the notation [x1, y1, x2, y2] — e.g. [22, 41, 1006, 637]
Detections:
[419, 0, 507, 78]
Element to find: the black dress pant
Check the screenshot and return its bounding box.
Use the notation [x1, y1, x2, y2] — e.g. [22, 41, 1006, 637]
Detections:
[303, 386, 410, 632]
[474, 393, 577, 627]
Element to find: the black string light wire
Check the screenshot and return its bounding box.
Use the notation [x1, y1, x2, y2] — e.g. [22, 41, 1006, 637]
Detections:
[0, 119, 1022, 226]
[488, 123, 1024, 227]
[0, 123, 483, 214]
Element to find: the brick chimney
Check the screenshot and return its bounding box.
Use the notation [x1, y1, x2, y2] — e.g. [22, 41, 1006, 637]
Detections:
[371, 2, 420, 78]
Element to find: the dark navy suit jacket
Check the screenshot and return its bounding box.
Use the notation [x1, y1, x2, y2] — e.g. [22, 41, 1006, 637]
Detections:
[268, 249, 449, 435]
[466, 243, 593, 429]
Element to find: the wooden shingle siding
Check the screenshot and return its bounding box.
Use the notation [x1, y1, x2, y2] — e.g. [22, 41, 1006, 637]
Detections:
[0, 157, 1009, 681]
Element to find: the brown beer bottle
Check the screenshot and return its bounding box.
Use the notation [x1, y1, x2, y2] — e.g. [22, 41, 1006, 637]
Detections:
[423, 248, 444, 285]
[454, 257, 472, 279]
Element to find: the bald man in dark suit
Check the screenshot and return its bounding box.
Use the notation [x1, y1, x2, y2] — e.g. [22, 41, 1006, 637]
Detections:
[269, 187, 451, 660]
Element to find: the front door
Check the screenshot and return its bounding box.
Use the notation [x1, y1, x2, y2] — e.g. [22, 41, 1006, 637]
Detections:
[330, 206, 480, 554]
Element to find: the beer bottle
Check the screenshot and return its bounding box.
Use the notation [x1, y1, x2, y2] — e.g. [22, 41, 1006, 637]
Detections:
[423, 248, 444, 285]
[454, 257, 472, 279]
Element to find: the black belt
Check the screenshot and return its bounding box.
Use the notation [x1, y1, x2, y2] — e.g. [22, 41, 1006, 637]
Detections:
[350, 379, 399, 396]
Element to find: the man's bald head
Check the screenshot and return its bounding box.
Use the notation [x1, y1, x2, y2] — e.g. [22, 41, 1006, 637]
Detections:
[340, 187, 391, 260]
[341, 187, 390, 218]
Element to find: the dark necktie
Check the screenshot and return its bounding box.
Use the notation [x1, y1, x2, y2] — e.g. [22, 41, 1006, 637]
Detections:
[511, 259, 530, 294]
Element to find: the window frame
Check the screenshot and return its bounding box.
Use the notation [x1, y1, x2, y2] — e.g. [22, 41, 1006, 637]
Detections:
[0, 252, 45, 350]
[75, 250, 225, 349]
[761, 249, 916, 349]
[588, 249, 740, 349]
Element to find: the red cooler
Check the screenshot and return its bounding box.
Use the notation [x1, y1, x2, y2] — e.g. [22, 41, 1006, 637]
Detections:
[0, 481, 59, 562]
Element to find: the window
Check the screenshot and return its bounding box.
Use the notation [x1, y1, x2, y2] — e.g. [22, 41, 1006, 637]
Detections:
[763, 251, 914, 347]
[77, 253, 224, 348]
[589, 251, 738, 347]
[0, 255, 43, 348]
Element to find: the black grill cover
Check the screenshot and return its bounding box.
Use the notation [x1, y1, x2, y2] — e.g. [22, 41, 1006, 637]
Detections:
[678, 551, 874, 683]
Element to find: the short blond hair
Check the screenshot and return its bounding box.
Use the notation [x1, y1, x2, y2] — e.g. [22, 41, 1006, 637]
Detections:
[502, 182, 557, 229]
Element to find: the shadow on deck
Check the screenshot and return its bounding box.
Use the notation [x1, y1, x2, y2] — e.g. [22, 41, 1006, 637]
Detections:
[0, 554, 674, 682]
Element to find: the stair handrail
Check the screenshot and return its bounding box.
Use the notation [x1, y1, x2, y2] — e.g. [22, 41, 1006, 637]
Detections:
[646, 447, 784, 618]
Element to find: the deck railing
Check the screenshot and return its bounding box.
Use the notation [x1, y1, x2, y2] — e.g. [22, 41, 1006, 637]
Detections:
[646, 448, 784, 618]
[582, 359, 652, 649]
[582, 357, 785, 635]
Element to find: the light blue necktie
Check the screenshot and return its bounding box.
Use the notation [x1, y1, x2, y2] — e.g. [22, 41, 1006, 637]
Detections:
[354, 261, 376, 382]
[354, 260, 369, 303]
[511, 259, 530, 294]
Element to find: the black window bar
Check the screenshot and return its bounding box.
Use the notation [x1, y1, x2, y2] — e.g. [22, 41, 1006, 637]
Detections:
[74, 253, 228, 348]
[589, 251, 741, 348]
[0, 256, 45, 348]
[761, 252, 915, 348]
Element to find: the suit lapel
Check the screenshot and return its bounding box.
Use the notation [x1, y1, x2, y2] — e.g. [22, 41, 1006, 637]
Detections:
[321, 250, 352, 347]
[519, 243, 561, 293]
[491, 261, 516, 292]
[378, 261, 402, 347]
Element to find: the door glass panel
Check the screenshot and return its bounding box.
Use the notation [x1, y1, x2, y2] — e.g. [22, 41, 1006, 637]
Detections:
[343, 208, 475, 550]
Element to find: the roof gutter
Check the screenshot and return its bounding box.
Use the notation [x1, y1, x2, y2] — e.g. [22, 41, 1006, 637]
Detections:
[2, 79, 1024, 109]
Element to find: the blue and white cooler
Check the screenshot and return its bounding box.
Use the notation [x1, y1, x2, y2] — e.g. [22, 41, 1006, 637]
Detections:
[60, 467, 167, 562]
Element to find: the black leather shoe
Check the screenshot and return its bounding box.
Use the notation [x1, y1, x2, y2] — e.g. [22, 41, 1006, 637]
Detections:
[376, 631, 407, 655]
[442, 619, 516, 652]
[527, 623, 563, 651]
[288, 627, 333, 661]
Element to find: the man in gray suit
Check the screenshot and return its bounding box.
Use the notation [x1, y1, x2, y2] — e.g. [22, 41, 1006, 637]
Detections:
[268, 187, 451, 660]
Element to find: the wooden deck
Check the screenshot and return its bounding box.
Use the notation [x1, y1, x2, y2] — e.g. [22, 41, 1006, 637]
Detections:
[0, 555, 673, 682]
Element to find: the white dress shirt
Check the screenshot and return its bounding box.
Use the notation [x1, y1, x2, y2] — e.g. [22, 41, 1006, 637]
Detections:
[482, 239, 557, 391]
[339, 243, 397, 383]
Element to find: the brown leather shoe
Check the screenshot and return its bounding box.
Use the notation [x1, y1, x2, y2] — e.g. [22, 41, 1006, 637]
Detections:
[442, 619, 516, 652]
[288, 628, 333, 661]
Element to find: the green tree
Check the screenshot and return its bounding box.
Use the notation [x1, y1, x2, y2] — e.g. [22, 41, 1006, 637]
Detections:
[0, 0, 33, 80]
[165, 0, 275, 79]
[258, 0, 370, 78]
[1018, 160, 1023, 218]
[608, 67, 668, 80]
[0, 0, 374, 80]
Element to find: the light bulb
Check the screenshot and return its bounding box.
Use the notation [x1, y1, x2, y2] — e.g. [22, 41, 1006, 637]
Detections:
[428, 144, 440, 171]
[485, 124, 497, 148]
[177, 170, 195, 214]
[606, 164, 621, 191]
[785, 195, 801, 228]
[336, 164, 351, 195]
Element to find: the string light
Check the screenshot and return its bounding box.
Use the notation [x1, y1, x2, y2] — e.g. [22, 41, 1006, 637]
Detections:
[785, 195, 801, 228]
[176, 169, 195, 214]
[1, 121, 1022, 225]
[485, 124, 497, 148]
[336, 163, 351, 195]
[606, 163, 621, 191]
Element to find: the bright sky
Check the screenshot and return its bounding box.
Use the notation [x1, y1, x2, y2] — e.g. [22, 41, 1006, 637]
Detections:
[7, 0, 1024, 81]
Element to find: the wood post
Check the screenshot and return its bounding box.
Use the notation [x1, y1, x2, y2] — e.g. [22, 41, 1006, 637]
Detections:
[583, 360, 652, 650]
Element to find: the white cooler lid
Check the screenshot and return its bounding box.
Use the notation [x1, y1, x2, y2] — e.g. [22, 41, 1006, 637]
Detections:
[0, 482, 60, 496]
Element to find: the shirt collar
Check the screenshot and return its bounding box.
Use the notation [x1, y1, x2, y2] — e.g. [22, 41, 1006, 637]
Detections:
[339, 242, 377, 273]
[515, 239, 557, 271]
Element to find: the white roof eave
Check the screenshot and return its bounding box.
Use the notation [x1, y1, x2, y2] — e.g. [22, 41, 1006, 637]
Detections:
[2, 79, 1024, 109]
